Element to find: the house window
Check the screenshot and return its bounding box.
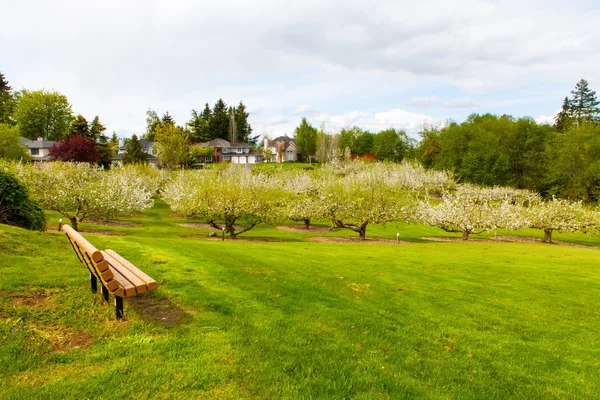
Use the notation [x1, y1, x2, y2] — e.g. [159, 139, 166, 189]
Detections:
[237, 148, 242, 153]
[30, 148, 39, 156]
[223, 156, 230, 161]
[287, 152, 293, 161]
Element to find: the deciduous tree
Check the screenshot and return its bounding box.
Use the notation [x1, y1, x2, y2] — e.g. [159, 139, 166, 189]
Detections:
[14, 89, 73, 141]
[49, 135, 100, 163]
[295, 117, 318, 163]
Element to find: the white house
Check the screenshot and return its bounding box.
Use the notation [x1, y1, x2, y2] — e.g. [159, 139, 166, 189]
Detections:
[263, 136, 298, 162]
[193, 138, 263, 164]
[19, 137, 57, 161]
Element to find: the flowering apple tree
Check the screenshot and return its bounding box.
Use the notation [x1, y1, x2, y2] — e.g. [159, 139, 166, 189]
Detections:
[524, 197, 598, 243]
[12, 162, 155, 231]
[162, 166, 283, 238]
[419, 185, 529, 240]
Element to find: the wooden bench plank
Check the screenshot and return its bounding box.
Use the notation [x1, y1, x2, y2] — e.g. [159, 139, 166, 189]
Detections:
[61, 225, 104, 263]
[105, 250, 158, 291]
[109, 266, 137, 297]
[102, 252, 147, 294]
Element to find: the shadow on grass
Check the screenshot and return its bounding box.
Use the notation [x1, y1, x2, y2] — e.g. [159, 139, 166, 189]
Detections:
[127, 293, 194, 327]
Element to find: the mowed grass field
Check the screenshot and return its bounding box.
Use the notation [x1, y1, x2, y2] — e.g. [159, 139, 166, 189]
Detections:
[1, 200, 599, 399]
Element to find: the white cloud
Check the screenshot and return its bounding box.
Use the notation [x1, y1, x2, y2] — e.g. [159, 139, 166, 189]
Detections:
[293, 104, 320, 115]
[407, 96, 478, 109]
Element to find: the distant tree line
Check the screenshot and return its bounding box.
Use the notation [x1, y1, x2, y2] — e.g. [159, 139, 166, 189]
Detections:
[414, 79, 600, 202]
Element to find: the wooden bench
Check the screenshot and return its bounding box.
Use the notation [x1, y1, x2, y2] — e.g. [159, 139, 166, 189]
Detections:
[61, 224, 158, 319]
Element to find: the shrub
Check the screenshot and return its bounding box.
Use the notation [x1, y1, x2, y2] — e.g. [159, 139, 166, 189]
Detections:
[0, 170, 46, 231]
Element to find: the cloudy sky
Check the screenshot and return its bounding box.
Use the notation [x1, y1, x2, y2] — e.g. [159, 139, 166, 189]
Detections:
[2, 0, 599, 139]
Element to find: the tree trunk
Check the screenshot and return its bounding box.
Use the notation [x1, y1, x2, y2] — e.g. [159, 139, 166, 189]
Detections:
[304, 218, 310, 230]
[70, 216, 79, 232]
[543, 229, 553, 243]
[462, 230, 469, 241]
[358, 226, 367, 240]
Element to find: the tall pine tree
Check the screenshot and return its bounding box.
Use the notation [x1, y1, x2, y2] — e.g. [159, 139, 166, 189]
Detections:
[162, 111, 175, 125]
[68, 114, 90, 139]
[570, 79, 600, 127]
[97, 134, 114, 169]
[0, 72, 16, 126]
[234, 101, 256, 144]
[122, 134, 148, 164]
[555, 97, 573, 132]
[89, 115, 106, 141]
[210, 99, 230, 140]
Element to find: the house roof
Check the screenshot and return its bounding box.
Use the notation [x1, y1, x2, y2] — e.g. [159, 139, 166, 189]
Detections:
[19, 137, 57, 149]
[195, 138, 252, 149]
[119, 139, 154, 151]
[266, 136, 296, 147]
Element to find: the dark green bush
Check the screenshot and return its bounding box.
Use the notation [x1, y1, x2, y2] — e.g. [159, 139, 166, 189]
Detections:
[0, 170, 46, 231]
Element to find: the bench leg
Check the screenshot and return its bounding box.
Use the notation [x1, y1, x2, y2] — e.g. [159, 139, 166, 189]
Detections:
[115, 296, 124, 320]
[101, 285, 109, 302]
[90, 273, 97, 293]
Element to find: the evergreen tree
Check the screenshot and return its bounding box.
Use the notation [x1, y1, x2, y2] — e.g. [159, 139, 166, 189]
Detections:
[97, 134, 114, 169]
[68, 114, 90, 139]
[234, 101, 256, 144]
[110, 132, 119, 146]
[0, 72, 16, 126]
[188, 107, 211, 142]
[122, 134, 148, 164]
[89, 115, 106, 141]
[162, 111, 176, 125]
[0, 72, 11, 92]
[554, 97, 573, 132]
[570, 79, 600, 127]
[210, 99, 230, 140]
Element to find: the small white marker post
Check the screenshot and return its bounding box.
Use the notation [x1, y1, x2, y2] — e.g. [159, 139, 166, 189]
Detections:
[396, 232, 400, 244]
[222, 227, 225, 241]
[57, 218, 63, 232]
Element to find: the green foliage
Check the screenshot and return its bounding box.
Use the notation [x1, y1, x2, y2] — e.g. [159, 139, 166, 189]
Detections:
[161, 111, 175, 125]
[122, 134, 148, 165]
[89, 115, 106, 141]
[97, 134, 115, 169]
[295, 117, 318, 162]
[187, 107, 211, 142]
[372, 129, 413, 162]
[570, 79, 600, 126]
[0, 72, 16, 126]
[233, 101, 256, 144]
[416, 114, 554, 193]
[144, 109, 161, 141]
[154, 123, 190, 169]
[67, 114, 89, 139]
[0, 124, 30, 161]
[0, 170, 45, 231]
[210, 98, 230, 140]
[14, 89, 73, 141]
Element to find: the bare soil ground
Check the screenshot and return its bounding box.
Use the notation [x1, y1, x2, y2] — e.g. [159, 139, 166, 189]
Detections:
[276, 225, 333, 233]
[306, 236, 414, 244]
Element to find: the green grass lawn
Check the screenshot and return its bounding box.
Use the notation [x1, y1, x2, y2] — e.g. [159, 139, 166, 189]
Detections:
[1, 200, 599, 399]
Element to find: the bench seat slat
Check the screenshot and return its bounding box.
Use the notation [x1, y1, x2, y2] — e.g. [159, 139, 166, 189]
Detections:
[109, 266, 137, 297]
[105, 250, 159, 291]
[102, 252, 147, 294]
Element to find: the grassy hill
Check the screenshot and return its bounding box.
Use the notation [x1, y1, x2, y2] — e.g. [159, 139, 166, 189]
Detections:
[1, 201, 599, 399]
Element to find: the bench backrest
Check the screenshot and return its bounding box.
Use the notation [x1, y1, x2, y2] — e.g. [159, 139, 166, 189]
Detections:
[62, 224, 120, 293]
